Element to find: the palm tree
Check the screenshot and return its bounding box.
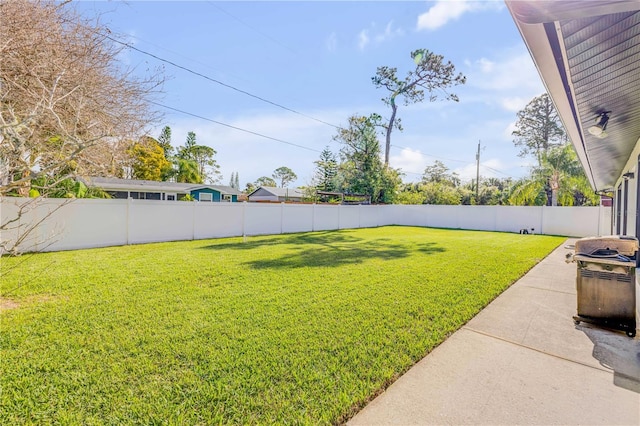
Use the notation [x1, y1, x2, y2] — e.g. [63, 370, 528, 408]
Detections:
[175, 158, 202, 184]
[509, 144, 598, 206]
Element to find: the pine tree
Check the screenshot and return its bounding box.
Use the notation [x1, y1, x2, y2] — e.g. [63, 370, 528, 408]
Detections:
[157, 126, 173, 159]
[313, 147, 338, 192]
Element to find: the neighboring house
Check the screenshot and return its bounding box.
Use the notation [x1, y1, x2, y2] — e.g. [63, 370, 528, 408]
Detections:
[85, 177, 241, 202]
[507, 0, 640, 331]
[247, 186, 305, 202]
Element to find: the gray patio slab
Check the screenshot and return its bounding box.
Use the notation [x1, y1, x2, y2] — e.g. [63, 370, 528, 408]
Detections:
[349, 239, 640, 425]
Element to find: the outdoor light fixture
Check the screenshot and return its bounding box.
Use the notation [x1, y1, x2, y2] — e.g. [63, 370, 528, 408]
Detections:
[623, 172, 635, 180]
[587, 111, 611, 138]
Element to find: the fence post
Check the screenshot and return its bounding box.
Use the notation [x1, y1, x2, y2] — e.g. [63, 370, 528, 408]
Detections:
[312, 203, 315, 232]
[281, 202, 284, 234]
[126, 197, 131, 245]
[242, 201, 247, 238]
[192, 201, 196, 240]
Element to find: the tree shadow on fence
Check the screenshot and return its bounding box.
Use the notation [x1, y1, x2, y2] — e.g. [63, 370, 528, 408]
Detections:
[198, 230, 446, 269]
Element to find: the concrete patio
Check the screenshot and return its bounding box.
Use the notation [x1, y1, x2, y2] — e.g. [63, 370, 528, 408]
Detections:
[349, 239, 640, 425]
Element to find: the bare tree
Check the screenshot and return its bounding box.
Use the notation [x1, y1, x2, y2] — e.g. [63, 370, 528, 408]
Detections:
[372, 49, 466, 166]
[0, 0, 163, 197]
[0, 0, 163, 255]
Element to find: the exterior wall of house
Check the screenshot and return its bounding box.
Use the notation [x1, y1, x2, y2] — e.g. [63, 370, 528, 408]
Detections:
[191, 188, 221, 202]
[611, 137, 640, 238]
[248, 188, 276, 202]
[609, 136, 640, 337]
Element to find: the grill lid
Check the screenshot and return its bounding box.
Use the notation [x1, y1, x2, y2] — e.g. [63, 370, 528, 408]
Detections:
[574, 235, 639, 256]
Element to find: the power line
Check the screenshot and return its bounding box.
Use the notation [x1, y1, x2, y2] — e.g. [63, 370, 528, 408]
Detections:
[206, 1, 297, 55]
[150, 101, 321, 153]
[481, 165, 516, 178]
[390, 144, 517, 178]
[390, 144, 473, 164]
[102, 33, 340, 129]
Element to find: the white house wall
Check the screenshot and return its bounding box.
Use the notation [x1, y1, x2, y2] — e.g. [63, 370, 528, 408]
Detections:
[608, 134, 640, 337]
[612, 135, 640, 238]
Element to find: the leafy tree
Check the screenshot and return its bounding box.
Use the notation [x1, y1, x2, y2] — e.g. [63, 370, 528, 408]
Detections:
[255, 176, 277, 187]
[422, 182, 462, 205]
[30, 176, 110, 199]
[372, 49, 466, 165]
[313, 147, 338, 192]
[395, 183, 427, 205]
[244, 182, 257, 193]
[460, 177, 512, 205]
[272, 166, 297, 187]
[128, 137, 173, 181]
[157, 126, 173, 160]
[175, 132, 221, 184]
[509, 144, 598, 206]
[512, 93, 565, 166]
[175, 158, 202, 184]
[422, 160, 460, 187]
[334, 114, 401, 203]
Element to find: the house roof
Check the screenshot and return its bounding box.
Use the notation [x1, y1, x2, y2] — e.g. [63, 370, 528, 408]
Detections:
[507, 1, 640, 192]
[247, 186, 305, 198]
[85, 177, 242, 195]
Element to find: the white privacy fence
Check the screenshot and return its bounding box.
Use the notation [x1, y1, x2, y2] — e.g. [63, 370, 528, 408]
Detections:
[1, 197, 612, 253]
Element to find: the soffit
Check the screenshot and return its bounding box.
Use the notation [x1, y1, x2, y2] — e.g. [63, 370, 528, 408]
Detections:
[561, 10, 640, 190]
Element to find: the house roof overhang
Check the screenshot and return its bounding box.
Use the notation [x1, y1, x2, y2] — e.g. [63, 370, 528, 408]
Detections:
[506, 0, 640, 192]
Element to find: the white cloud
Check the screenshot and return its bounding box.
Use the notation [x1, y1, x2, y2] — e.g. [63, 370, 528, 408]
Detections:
[358, 29, 370, 50]
[326, 32, 337, 52]
[500, 97, 530, 112]
[503, 120, 517, 139]
[390, 147, 429, 177]
[374, 21, 404, 43]
[464, 48, 545, 112]
[417, 0, 503, 31]
[468, 51, 542, 92]
[357, 21, 404, 50]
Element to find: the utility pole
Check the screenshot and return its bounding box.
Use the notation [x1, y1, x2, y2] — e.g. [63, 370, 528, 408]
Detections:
[475, 140, 481, 201]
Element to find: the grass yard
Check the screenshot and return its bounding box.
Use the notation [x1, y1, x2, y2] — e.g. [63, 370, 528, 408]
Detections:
[0, 226, 564, 424]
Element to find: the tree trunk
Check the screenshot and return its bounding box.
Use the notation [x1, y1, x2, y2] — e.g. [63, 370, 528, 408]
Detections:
[550, 172, 559, 206]
[385, 99, 397, 166]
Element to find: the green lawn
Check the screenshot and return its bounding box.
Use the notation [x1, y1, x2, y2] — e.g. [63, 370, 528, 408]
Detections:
[0, 226, 564, 424]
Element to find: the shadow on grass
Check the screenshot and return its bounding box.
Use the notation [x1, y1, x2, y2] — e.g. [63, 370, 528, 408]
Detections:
[200, 231, 360, 251]
[199, 230, 446, 269]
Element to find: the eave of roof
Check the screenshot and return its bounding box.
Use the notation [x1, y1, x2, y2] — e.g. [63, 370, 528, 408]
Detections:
[85, 177, 241, 195]
[506, 1, 640, 192]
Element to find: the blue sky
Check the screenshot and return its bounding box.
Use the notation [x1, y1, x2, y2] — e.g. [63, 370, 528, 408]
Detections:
[77, 0, 545, 188]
